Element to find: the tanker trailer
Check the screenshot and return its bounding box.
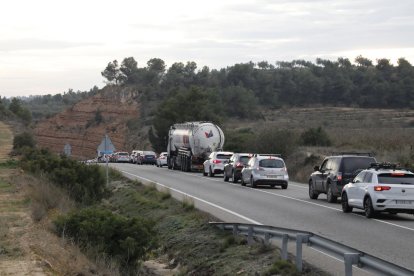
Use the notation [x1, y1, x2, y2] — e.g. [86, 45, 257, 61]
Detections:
[167, 122, 225, 171]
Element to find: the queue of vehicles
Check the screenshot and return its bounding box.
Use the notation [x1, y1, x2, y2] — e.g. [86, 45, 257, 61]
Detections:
[104, 121, 414, 219]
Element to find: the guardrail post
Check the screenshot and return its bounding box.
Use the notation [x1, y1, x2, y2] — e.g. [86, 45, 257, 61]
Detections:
[296, 234, 309, 272]
[232, 224, 238, 236]
[264, 232, 271, 245]
[247, 226, 254, 245]
[344, 253, 360, 276]
[281, 234, 289, 260]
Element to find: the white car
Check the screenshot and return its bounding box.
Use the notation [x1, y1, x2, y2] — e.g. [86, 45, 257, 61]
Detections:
[157, 152, 168, 167]
[203, 151, 233, 177]
[240, 154, 289, 189]
[341, 163, 414, 218]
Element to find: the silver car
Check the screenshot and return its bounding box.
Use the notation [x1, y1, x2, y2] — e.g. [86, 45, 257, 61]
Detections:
[241, 154, 289, 189]
[156, 152, 168, 167]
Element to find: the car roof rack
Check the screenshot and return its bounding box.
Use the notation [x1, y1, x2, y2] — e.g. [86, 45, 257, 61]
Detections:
[331, 152, 374, 157]
[253, 153, 282, 158]
[369, 162, 408, 171]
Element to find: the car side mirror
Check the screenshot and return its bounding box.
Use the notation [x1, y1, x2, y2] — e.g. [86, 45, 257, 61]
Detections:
[314, 166, 320, 171]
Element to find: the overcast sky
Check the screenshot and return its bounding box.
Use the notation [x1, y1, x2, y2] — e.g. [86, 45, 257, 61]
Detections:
[1, 0, 413, 97]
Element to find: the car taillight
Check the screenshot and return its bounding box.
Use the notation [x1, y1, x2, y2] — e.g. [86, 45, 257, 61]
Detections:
[235, 162, 243, 168]
[374, 186, 391, 191]
[213, 159, 221, 164]
[337, 172, 342, 182]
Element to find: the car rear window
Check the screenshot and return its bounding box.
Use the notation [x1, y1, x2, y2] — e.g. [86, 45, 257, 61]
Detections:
[259, 159, 284, 168]
[342, 157, 375, 173]
[378, 173, 414, 185]
[217, 154, 232, 159]
[239, 156, 250, 164]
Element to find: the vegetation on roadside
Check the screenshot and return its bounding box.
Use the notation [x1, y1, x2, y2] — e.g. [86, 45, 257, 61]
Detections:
[20, 148, 106, 205]
[54, 207, 155, 274]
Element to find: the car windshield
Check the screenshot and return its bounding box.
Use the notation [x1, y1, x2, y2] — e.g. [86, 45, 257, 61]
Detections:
[342, 157, 375, 174]
[239, 156, 250, 164]
[217, 154, 232, 160]
[378, 173, 414, 185]
[259, 159, 284, 168]
[118, 152, 129, 156]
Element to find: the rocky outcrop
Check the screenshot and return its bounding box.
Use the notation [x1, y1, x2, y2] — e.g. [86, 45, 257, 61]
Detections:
[34, 86, 141, 159]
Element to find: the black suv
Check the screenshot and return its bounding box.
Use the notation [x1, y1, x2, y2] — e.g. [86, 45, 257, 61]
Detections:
[309, 153, 377, 203]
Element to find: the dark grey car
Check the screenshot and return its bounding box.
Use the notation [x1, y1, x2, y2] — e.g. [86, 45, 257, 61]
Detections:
[223, 153, 251, 183]
[309, 154, 376, 203]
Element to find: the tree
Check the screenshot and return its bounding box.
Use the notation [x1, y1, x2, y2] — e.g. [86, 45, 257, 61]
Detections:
[150, 86, 224, 152]
[120, 57, 139, 84]
[101, 60, 122, 84]
[9, 97, 22, 114]
[13, 132, 36, 151]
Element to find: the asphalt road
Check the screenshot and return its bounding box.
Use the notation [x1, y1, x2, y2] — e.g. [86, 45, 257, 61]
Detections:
[110, 163, 414, 274]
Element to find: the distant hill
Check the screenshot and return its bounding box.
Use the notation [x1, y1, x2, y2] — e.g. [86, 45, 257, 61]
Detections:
[33, 86, 148, 159]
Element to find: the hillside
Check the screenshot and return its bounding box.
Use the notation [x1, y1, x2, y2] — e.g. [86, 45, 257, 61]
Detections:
[34, 86, 146, 160]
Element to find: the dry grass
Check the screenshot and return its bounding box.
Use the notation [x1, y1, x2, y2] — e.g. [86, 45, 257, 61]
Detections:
[225, 107, 414, 181]
[0, 122, 13, 162]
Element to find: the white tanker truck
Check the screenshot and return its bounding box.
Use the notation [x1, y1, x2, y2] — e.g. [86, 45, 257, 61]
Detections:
[167, 122, 225, 171]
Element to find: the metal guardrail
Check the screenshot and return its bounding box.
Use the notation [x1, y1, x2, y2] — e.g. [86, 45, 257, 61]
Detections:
[210, 222, 414, 276]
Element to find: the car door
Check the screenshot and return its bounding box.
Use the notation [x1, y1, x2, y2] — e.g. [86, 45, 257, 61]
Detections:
[348, 172, 367, 208]
[314, 159, 328, 192]
[242, 158, 255, 183]
[225, 155, 235, 177]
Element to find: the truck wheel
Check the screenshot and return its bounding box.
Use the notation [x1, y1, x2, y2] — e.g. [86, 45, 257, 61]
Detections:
[309, 180, 319, 200]
[326, 184, 337, 203]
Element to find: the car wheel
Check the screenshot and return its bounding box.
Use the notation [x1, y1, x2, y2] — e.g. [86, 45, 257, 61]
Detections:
[241, 176, 246, 186]
[250, 177, 256, 188]
[281, 183, 288, 189]
[203, 170, 207, 176]
[208, 167, 215, 177]
[224, 172, 229, 182]
[341, 193, 353, 213]
[326, 184, 337, 203]
[364, 197, 376, 218]
[232, 171, 238, 183]
[309, 181, 318, 200]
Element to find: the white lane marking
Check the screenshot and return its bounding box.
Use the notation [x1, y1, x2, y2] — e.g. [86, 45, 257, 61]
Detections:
[176, 170, 414, 232]
[122, 171, 262, 225]
[119, 168, 401, 273]
[122, 167, 414, 232]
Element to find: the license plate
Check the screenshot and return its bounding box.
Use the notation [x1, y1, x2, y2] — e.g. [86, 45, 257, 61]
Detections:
[267, 175, 281, 179]
[396, 200, 412, 204]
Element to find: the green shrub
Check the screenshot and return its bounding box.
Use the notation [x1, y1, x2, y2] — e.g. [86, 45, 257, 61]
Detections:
[264, 260, 298, 276]
[13, 132, 36, 152]
[300, 127, 332, 146]
[54, 207, 155, 269]
[20, 149, 106, 204]
[247, 128, 299, 158]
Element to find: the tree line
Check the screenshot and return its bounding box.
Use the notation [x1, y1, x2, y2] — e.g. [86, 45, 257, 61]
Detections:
[102, 56, 414, 109]
[101, 56, 414, 151]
